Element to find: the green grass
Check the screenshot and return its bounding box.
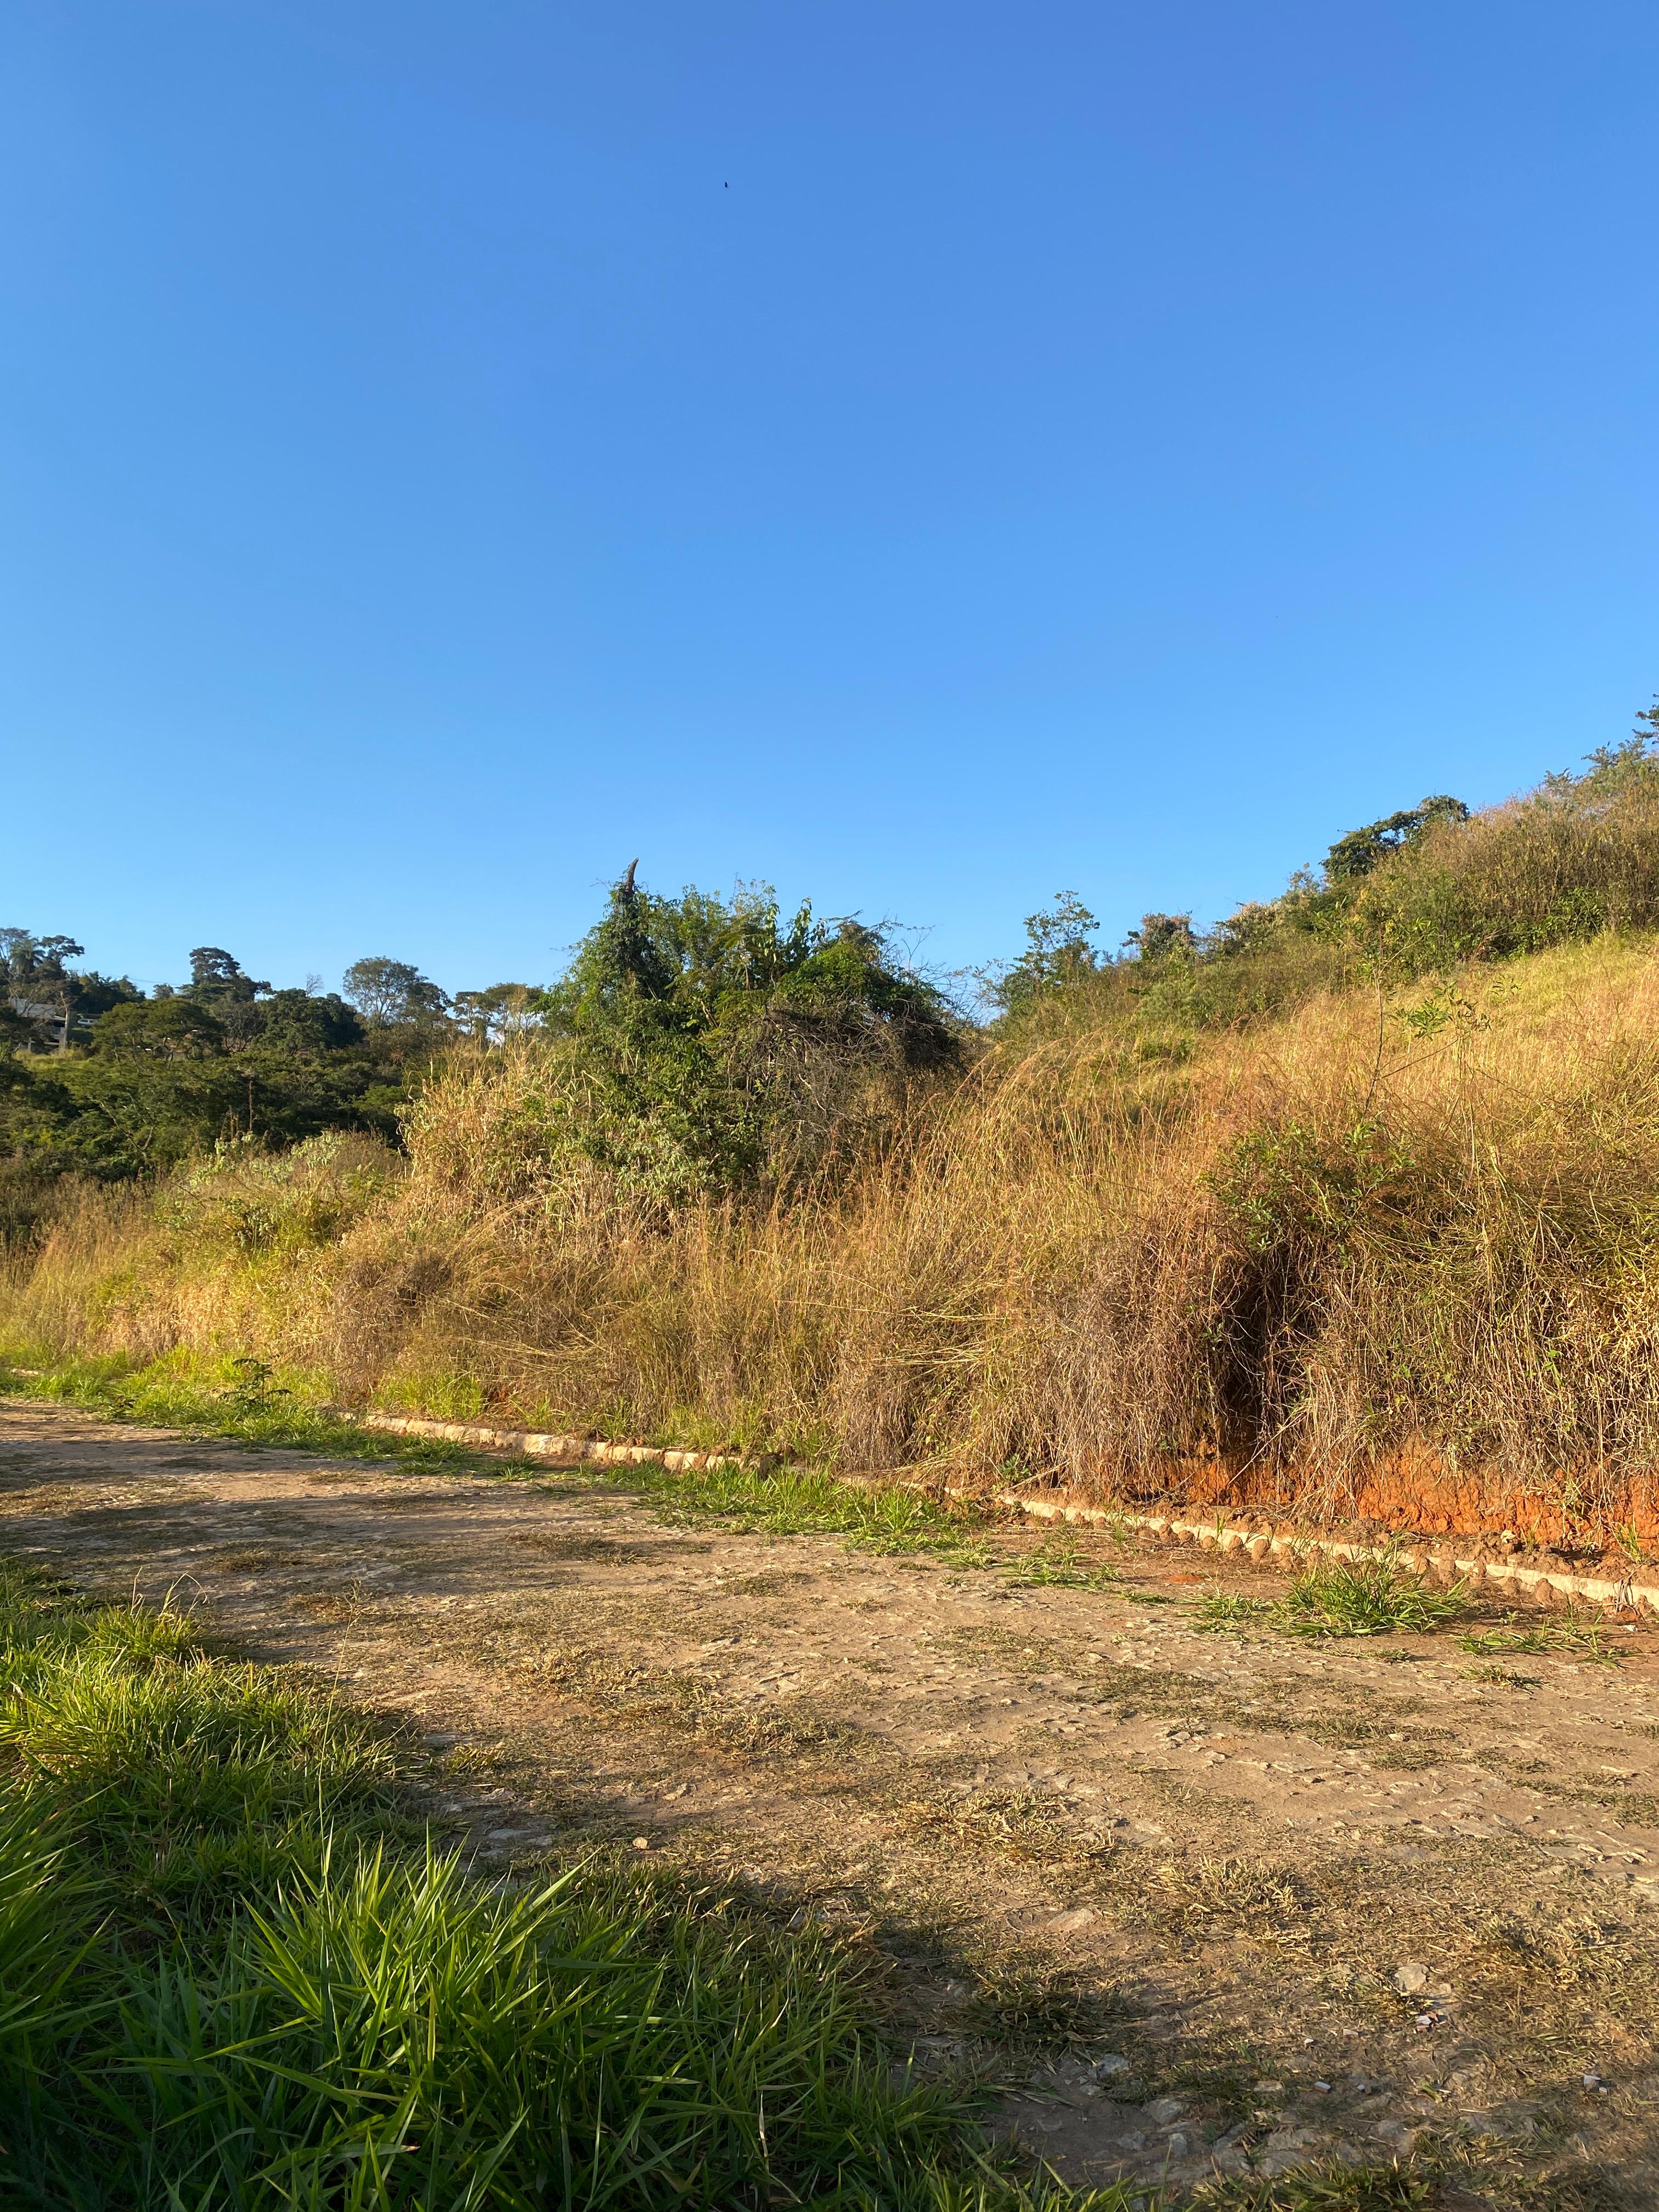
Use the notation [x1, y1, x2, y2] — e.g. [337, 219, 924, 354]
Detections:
[0, 1350, 992, 1564]
[1192, 1556, 1467, 1641]
[0, 1558, 1048, 2209]
[627, 1456, 992, 1564]
[0, 1347, 506, 1470]
[1001, 1537, 1121, 1592]
[1457, 1606, 1624, 1664]
[1269, 1553, 1468, 1639]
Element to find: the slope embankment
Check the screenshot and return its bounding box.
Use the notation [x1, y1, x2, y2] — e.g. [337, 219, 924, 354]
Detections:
[9, 936, 1659, 1548]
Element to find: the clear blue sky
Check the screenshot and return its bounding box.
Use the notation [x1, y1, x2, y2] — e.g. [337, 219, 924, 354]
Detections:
[4, 2, 1657, 997]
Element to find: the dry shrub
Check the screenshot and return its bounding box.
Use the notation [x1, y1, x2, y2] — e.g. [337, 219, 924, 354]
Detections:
[14, 939, 1659, 1526]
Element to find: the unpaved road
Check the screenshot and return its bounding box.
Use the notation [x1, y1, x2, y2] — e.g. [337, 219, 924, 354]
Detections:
[5, 1398, 1659, 2204]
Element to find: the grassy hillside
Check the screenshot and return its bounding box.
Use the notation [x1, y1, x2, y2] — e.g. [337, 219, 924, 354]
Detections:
[12, 722, 1659, 1533]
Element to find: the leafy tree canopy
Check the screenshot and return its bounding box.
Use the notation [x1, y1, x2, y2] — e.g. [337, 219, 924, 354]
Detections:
[1, 934, 434, 1233]
[546, 866, 953, 1056]
[1321, 795, 1470, 883]
[1125, 911, 1198, 961]
[989, 892, 1101, 1013]
[453, 984, 540, 1044]
[342, 957, 450, 1028]
[92, 1000, 225, 1060]
[522, 867, 959, 1201]
[185, 947, 272, 1006]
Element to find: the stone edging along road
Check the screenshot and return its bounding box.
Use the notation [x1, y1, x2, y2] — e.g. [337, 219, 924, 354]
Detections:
[356, 1411, 1659, 1618]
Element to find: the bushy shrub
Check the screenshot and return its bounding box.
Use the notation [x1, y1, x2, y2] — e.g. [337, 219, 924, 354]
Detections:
[160, 1132, 397, 1256]
[408, 869, 962, 1216]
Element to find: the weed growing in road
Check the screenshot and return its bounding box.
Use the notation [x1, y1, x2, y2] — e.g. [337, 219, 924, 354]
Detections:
[1272, 1553, 1467, 1639]
[1195, 1556, 1465, 1640]
[1194, 1593, 1274, 1632]
[1002, 1537, 1121, 1592]
[1458, 1607, 1623, 1664]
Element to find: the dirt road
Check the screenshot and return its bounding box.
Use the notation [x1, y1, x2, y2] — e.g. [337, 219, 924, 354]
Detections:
[4, 1397, 1658, 2203]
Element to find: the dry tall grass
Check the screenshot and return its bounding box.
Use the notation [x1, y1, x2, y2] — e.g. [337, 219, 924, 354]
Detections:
[11, 936, 1659, 1526]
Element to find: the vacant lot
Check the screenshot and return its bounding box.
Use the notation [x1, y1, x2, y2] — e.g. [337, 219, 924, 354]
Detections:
[4, 1398, 1659, 2204]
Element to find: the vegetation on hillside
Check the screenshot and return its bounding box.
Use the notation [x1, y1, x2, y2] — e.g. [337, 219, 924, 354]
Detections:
[12, 709, 1659, 1524]
[518, 866, 957, 1207]
[0, 941, 466, 1243]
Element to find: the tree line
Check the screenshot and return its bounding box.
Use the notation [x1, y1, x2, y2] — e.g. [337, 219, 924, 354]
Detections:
[9, 702, 1659, 1238]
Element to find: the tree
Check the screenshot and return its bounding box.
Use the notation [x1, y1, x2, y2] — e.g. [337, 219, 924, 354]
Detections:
[990, 892, 1101, 1013]
[0, 930, 86, 1048]
[185, 947, 271, 1003]
[342, 957, 450, 1028]
[0, 932, 84, 988]
[528, 867, 959, 1200]
[91, 1000, 225, 1060]
[251, 989, 365, 1056]
[1322, 797, 1468, 883]
[453, 984, 541, 1044]
[1125, 912, 1197, 962]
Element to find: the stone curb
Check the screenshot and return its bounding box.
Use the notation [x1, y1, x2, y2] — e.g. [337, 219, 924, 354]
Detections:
[348, 1412, 1658, 1616]
[354, 1410, 765, 1477]
[994, 1492, 1659, 1616]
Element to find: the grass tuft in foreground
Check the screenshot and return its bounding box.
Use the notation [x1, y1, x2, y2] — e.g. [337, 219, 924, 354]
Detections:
[1269, 1553, 1468, 1639]
[1194, 1555, 1466, 1641]
[1457, 1608, 1624, 1663]
[0, 1559, 1004, 2209]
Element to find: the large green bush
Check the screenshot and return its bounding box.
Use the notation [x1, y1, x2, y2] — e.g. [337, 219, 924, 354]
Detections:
[523, 868, 962, 1203]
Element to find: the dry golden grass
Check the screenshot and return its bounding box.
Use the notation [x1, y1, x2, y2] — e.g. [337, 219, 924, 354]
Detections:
[12, 935, 1659, 1530]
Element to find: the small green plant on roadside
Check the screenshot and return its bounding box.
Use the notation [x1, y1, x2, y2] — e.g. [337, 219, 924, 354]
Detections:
[225, 1353, 289, 1413]
[1271, 1551, 1467, 1639]
[636, 1457, 992, 1564]
[1460, 1663, 1543, 1688]
[1194, 1592, 1274, 1632]
[1002, 1537, 1120, 1592]
[1458, 1606, 1623, 1664]
[1185, 2160, 1432, 2208]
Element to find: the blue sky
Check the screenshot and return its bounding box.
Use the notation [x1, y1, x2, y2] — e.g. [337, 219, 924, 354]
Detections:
[4, 1, 1657, 997]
